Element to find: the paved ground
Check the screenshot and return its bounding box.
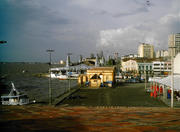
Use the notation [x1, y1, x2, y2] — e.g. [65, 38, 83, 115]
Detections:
[0, 105, 180, 132]
[61, 83, 167, 107]
[1, 83, 179, 131]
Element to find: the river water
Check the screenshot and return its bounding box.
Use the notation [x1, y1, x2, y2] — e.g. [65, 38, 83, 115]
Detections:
[0, 63, 77, 104]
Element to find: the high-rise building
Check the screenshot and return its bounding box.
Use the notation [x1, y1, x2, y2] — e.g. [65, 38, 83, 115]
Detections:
[66, 55, 70, 67]
[168, 33, 180, 57]
[156, 50, 169, 58]
[138, 43, 154, 58]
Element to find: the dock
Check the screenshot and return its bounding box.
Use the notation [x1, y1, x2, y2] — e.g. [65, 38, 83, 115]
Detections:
[52, 88, 79, 106]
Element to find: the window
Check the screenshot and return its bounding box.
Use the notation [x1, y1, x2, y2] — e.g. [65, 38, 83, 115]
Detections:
[154, 64, 160, 66]
[150, 66, 152, 70]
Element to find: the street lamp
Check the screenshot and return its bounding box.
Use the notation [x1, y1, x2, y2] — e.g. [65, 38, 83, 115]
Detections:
[0, 40, 7, 44]
[46, 49, 54, 105]
[144, 62, 147, 90]
[67, 53, 72, 92]
[169, 46, 176, 108]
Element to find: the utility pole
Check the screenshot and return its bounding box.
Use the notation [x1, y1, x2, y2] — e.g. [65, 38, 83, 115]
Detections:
[67, 53, 72, 91]
[145, 65, 147, 90]
[46, 49, 54, 105]
[169, 46, 176, 108]
[143, 58, 147, 90]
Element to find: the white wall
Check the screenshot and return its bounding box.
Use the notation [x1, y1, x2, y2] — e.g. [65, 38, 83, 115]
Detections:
[174, 53, 180, 74]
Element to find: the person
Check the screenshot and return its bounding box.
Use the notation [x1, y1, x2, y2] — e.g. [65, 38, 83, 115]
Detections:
[167, 89, 171, 99]
[175, 91, 180, 101]
[33, 99, 36, 103]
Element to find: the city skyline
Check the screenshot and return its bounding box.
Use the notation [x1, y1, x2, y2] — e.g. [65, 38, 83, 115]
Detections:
[0, 0, 180, 62]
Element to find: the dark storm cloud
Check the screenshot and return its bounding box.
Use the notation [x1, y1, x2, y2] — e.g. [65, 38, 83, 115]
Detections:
[0, 0, 72, 62]
[0, 1, 70, 36]
[0, 0, 179, 62]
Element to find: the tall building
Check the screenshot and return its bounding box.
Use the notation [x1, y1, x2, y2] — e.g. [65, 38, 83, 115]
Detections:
[66, 55, 70, 67]
[138, 43, 154, 58]
[168, 33, 180, 57]
[156, 50, 169, 58]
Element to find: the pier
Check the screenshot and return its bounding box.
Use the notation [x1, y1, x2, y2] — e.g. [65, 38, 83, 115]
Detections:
[52, 87, 80, 106]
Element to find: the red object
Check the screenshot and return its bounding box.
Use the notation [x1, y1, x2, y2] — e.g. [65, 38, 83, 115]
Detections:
[160, 87, 163, 94]
[154, 85, 157, 91]
[168, 89, 171, 93]
[157, 86, 159, 92]
[150, 92, 153, 97]
[154, 90, 157, 98]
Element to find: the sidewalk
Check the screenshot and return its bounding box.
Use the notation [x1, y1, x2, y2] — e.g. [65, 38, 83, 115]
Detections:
[0, 105, 180, 131]
[61, 83, 167, 107]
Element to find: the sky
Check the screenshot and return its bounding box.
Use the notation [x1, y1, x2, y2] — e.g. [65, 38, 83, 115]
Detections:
[0, 0, 180, 62]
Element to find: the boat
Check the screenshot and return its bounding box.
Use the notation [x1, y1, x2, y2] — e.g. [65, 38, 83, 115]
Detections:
[50, 69, 68, 80]
[49, 64, 93, 80]
[1, 82, 29, 105]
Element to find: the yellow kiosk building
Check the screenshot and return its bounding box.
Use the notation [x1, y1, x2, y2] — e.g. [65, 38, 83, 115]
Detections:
[78, 67, 115, 87]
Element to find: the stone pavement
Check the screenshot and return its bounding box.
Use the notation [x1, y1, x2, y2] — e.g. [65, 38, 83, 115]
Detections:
[0, 105, 180, 131]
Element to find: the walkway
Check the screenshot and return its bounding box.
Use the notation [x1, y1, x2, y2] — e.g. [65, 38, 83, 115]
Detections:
[0, 105, 180, 131]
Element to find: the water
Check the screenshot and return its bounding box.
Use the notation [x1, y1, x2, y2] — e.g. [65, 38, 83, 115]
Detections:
[0, 62, 77, 103]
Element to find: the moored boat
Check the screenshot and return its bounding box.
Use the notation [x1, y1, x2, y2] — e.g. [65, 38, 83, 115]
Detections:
[1, 82, 29, 105]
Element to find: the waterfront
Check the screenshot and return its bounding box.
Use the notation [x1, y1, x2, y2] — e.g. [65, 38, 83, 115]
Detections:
[0, 63, 168, 107]
[61, 83, 167, 107]
[0, 63, 77, 103]
[1, 63, 180, 131]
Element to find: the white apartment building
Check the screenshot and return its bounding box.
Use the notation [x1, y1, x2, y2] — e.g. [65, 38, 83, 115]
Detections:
[121, 59, 138, 72]
[138, 43, 154, 58]
[152, 61, 171, 76]
[121, 59, 153, 76]
[168, 33, 180, 57]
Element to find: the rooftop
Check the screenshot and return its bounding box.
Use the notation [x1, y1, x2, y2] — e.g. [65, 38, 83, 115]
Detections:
[89, 67, 115, 71]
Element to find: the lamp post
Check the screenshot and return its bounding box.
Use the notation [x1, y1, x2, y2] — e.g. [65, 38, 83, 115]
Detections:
[145, 64, 147, 90]
[0, 40, 7, 44]
[143, 58, 147, 90]
[46, 49, 54, 105]
[169, 46, 176, 108]
[67, 53, 72, 92]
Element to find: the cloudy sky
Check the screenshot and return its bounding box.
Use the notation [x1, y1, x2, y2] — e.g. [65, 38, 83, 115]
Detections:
[0, 0, 180, 62]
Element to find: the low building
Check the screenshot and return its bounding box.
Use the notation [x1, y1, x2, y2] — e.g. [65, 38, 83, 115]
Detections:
[121, 54, 138, 60]
[78, 67, 115, 87]
[121, 59, 138, 72]
[121, 58, 153, 77]
[82, 58, 96, 63]
[153, 61, 171, 76]
[138, 62, 153, 77]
